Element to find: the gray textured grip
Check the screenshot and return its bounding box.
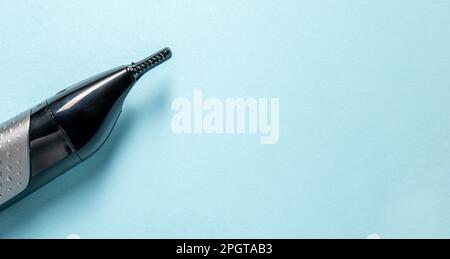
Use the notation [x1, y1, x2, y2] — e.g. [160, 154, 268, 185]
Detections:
[0, 111, 31, 206]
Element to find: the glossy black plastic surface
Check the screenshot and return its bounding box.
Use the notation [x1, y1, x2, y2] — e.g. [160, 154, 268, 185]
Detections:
[27, 65, 136, 188]
[47, 66, 135, 159]
[29, 102, 80, 176]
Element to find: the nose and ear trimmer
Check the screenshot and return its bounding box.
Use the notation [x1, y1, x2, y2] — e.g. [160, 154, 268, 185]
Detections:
[0, 48, 172, 211]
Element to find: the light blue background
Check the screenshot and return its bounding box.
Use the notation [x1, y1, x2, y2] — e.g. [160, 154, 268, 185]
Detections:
[0, 0, 449, 239]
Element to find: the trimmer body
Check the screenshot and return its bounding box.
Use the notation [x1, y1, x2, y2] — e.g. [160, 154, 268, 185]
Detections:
[0, 48, 172, 211]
